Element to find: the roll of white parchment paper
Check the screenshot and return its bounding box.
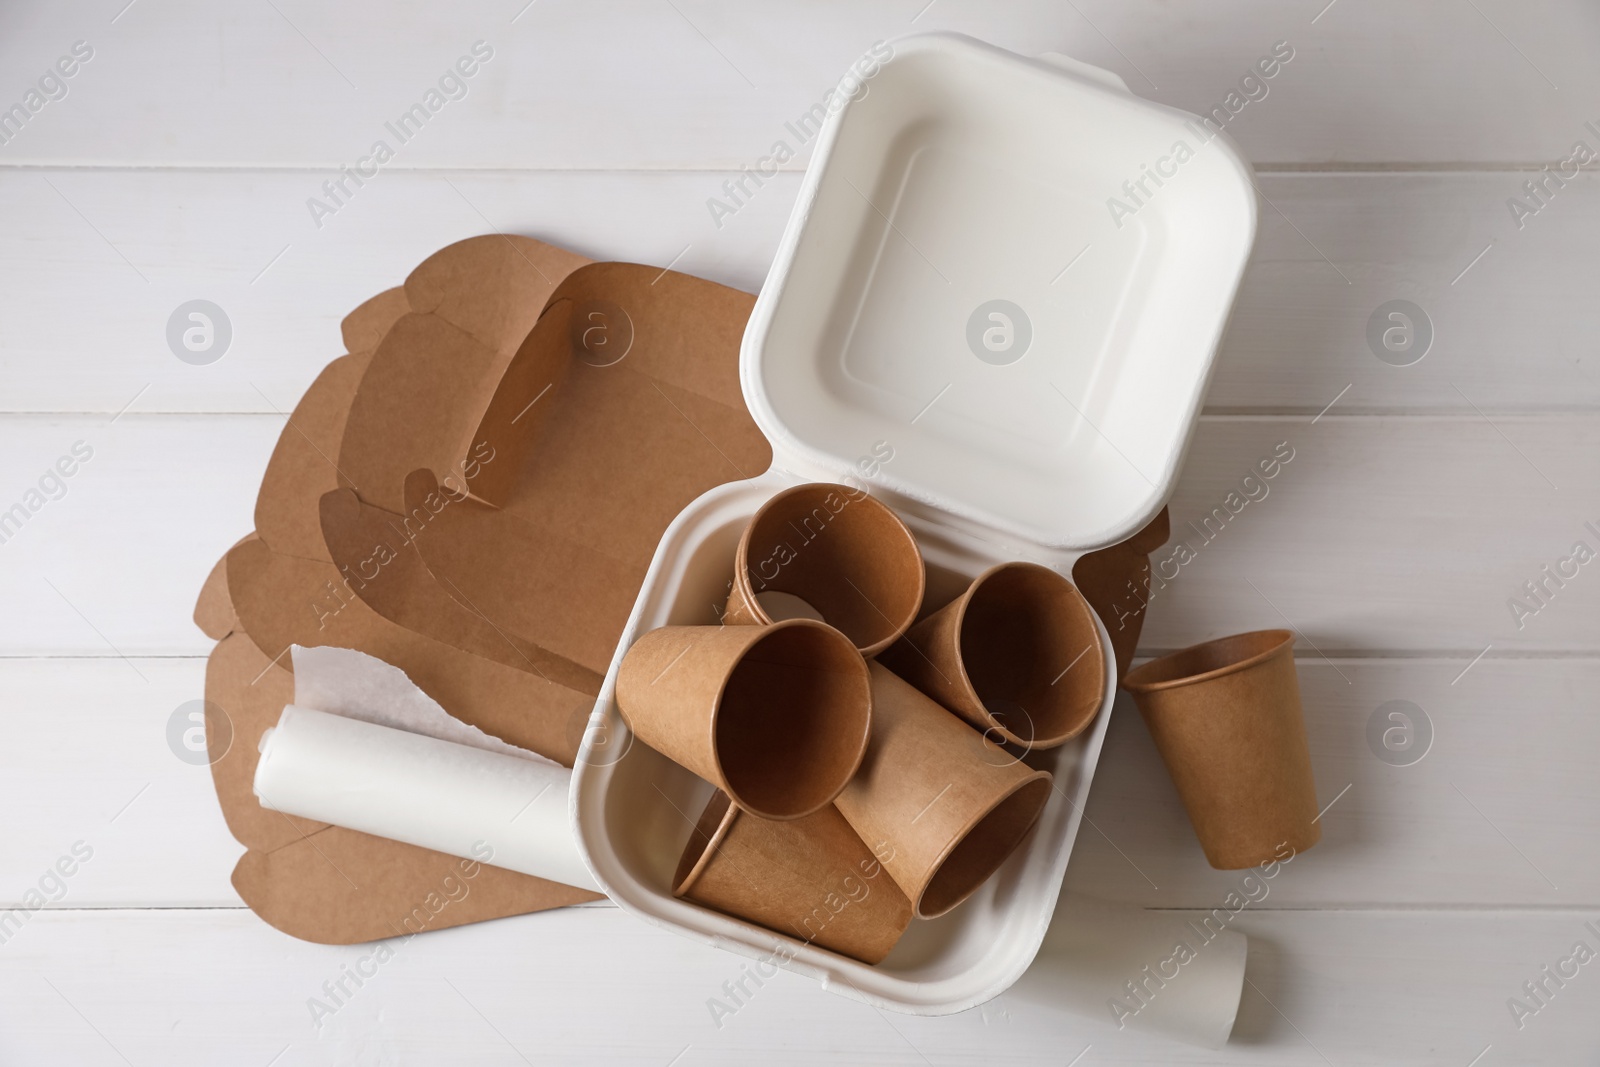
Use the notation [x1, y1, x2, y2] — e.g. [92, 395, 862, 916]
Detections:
[1006, 895, 1248, 1049]
[252, 646, 600, 893]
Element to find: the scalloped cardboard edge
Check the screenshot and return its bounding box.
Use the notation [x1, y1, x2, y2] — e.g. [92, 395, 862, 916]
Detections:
[196, 236, 774, 942]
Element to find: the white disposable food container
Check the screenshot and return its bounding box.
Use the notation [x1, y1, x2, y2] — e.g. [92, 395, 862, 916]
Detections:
[573, 32, 1256, 1014]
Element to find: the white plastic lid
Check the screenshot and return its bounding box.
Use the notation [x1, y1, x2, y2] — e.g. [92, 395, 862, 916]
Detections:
[743, 33, 1258, 551]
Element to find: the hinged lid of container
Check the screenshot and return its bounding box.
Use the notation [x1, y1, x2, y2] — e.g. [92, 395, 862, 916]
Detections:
[742, 32, 1257, 552]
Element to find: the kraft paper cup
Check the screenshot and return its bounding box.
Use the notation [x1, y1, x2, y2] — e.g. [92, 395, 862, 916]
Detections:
[879, 562, 1106, 749]
[1121, 629, 1321, 869]
[835, 663, 1053, 918]
[673, 791, 914, 965]
[724, 482, 925, 657]
[617, 620, 872, 820]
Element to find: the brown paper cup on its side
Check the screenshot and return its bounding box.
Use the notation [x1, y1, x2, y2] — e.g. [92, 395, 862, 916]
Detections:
[836, 664, 1053, 919]
[1121, 629, 1320, 869]
[724, 483, 925, 657]
[674, 792, 913, 964]
[616, 621, 872, 820]
[879, 562, 1106, 749]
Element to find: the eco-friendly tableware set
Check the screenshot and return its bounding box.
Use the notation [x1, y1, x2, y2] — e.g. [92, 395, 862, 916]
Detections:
[194, 32, 1326, 1034]
[614, 482, 1108, 960]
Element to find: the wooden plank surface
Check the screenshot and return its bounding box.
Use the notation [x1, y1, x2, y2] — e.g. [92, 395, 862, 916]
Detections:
[1, 0, 1595, 169]
[2, 170, 1597, 414]
[1, 907, 1595, 1065]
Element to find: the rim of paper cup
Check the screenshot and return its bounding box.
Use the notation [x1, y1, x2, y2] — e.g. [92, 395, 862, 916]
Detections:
[914, 768, 1053, 919]
[1120, 629, 1294, 694]
[953, 562, 1106, 749]
[731, 482, 924, 656]
[672, 791, 740, 898]
[710, 617, 872, 820]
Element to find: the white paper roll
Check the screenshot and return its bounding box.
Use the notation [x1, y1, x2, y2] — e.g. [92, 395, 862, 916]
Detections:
[254, 701, 599, 893]
[1007, 895, 1247, 1049]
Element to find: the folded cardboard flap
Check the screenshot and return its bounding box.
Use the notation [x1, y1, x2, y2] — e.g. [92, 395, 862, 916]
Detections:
[316, 486, 605, 694]
[341, 286, 411, 356]
[206, 627, 325, 852]
[445, 296, 570, 510]
[255, 353, 373, 563]
[401, 472, 650, 674]
[233, 825, 598, 947]
[459, 262, 766, 509]
[336, 313, 518, 514]
[250, 286, 411, 566]
[408, 262, 772, 678]
[404, 234, 591, 357]
[302, 244, 595, 671]
[224, 537, 591, 763]
[193, 545, 241, 642]
[335, 237, 591, 514]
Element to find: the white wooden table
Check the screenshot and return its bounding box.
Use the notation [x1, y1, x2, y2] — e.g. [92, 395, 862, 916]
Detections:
[3, 2, 1598, 1063]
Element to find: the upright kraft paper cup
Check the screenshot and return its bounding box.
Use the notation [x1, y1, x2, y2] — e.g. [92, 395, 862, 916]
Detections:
[617, 620, 872, 820]
[879, 562, 1107, 749]
[1121, 629, 1320, 869]
[724, 482, 925, 657]
[836, 663, 1053, 919]
[673, 791, 914, 965]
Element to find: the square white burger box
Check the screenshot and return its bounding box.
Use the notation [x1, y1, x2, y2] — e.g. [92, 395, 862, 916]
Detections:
[573, 31, 1258, 1015]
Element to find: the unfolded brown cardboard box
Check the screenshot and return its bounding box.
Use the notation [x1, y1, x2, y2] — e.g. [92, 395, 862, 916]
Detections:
[195, 235, 772, 943]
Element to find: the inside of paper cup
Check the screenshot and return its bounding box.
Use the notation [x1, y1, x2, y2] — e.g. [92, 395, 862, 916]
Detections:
[741, 485, 923, 652]
[754, 590, 826, 623]
[919, 774, 1053, 919]
[716, 622, 871, 818]
[960, 565, 1105, 745]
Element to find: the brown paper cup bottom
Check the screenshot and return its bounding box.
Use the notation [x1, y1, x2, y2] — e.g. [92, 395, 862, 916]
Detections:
[1121, 629, 1321, 869]
[880, 561, 1106, 749]
[724, 482, 925, 657]
[617, 620, 872, 820]
[673, 792, 914, 965]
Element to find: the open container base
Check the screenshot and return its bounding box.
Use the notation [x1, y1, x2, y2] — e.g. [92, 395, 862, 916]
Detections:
[574, 476, 1117, 1014]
